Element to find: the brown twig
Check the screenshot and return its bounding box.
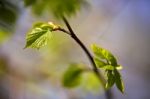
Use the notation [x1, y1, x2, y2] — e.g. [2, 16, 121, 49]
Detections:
[61, 16, 113, 99]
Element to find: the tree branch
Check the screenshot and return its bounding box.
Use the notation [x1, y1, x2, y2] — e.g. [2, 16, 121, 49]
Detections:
[62, 16, 113, 99]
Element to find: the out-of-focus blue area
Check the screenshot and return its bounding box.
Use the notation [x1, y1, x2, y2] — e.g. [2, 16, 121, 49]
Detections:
[0, 0, 150, 99]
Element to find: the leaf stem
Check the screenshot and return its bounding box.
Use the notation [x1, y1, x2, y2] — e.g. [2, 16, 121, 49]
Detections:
[61, 16, 113, 99]
[53, 27, 71, 35]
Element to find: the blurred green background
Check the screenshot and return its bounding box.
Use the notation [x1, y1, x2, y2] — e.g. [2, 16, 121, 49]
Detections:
[0, 0, 150, 99]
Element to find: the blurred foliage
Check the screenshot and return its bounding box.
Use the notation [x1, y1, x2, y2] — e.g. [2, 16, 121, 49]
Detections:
[0, 29, 10, 44]
[24, 0, 36, 6]
[0, 0, 18, 28]
[0, 0, 19, 43]
[81, 72, 101, 93]
[62, 63, 101, 93]
[62, 63, 83, 88]
[0, 4, 16, 24]
[91, 44, 124, 93]
[24, 0, 87, 19]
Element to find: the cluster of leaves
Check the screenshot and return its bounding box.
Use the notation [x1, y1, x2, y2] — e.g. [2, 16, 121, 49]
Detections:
[25, 22, 124, 93]
[24, 22, 101, 92]
[91, 44, 124, 93]
[62, 45, 124, 93]
[24, 0, 87, 18]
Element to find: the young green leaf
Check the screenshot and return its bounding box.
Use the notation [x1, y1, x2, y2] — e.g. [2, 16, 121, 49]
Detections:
[105, 71, 115, 89]
[24, 22, 54, 49]
[94, 57, 106, 68]
[101, 65, 114, 70]
[62, 64, 83, 88]
[91, 44, 105, 59]
[91, 44, 117, 66]
[94, 58, 114, 70]
[114, 69, 124, 93]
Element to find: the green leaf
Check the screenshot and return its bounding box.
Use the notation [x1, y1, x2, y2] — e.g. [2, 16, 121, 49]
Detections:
[101, 65, 114, 70]
[105, 71, 115, 89]
[114, 69, 124, 93]
[91, 44, 105, 59]
[94, 57, 106, 68]
[91, 44, 117, 66]
[25, 22, 54, 49]
[62, 64, 83, 88]
[94, 57, 122, 70]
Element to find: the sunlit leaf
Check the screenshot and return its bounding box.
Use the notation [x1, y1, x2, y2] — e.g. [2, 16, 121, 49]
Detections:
[101, 65, 114, 70]
[91, 44, 117, 66]
[114, 69, 124, 93]
[62, 63, 83, 88]
[94, 57, 106, 68]
[105, 71, 115, 89]
[94, 58, 114, 70]
[91, 44, 105, 59]
[25, 22, 54, 49]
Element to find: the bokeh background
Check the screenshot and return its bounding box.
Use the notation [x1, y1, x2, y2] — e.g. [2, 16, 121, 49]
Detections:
[0, 0, 150, 99]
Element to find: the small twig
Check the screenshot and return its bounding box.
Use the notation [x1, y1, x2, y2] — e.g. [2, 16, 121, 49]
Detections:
[62, 16, 105, 84]
[61, 16, 113, 99]
[53, 27, 71, 35]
